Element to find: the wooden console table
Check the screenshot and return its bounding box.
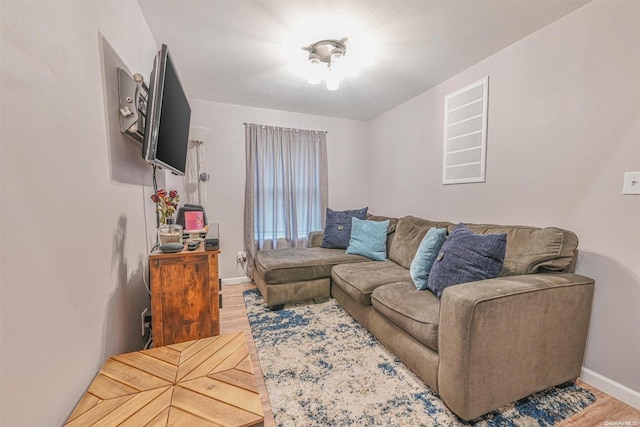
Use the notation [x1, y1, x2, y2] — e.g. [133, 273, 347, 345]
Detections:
[149, 245, 220, 347]
[65, 332, 264, 426]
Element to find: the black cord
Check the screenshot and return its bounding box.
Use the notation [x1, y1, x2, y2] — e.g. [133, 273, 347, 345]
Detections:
[152, 164, 160, 249]
[152, 164, 159, 229]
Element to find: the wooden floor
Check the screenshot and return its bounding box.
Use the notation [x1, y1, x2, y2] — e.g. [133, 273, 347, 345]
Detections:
[219, 282, 640, 427]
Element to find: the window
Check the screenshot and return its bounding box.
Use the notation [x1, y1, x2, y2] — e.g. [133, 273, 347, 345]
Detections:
[257, 144, 324, 241]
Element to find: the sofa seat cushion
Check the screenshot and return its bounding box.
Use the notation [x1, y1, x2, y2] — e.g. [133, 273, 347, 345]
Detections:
[255, 247, 369, 284]
[331, 261, 411, 306]
[371, 282, 441, 352]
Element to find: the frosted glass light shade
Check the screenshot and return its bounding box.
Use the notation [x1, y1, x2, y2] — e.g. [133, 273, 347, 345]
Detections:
[326, 74, 340, 90]
[307, 59, 323, 84]
[330, 48, 344, 64]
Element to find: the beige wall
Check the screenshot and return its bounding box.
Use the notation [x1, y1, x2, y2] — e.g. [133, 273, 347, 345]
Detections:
[369, 0, 640, 399]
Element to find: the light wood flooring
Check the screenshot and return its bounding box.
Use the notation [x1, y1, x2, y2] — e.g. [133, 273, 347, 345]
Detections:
[219, 282, 640, 426]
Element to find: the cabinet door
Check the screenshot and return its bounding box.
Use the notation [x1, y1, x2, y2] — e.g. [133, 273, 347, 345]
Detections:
[152, 254, 212, 346]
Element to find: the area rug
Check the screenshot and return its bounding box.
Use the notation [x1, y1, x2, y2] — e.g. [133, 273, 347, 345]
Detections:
[243, 289, 595, 426]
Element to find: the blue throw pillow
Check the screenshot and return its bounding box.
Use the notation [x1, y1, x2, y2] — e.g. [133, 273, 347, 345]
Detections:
[321, 207, 368, 249]
[410, 227, 448, 290]
[426, 223, 507, 298]
[346, 218, 390, 261]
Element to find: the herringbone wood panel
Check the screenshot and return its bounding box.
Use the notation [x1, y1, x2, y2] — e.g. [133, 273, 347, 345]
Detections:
[66, 332, 264, 426]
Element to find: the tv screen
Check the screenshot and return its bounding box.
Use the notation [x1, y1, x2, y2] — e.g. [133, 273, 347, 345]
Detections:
[142, 44, 191, 175]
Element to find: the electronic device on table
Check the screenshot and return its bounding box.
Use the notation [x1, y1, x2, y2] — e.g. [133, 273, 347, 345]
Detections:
[204, 225, 219, 251]
[187, 240, 201, 251]
[176, 204, 208, 240]
[175, 205, 218, 250]
[159, 242, 183, 253]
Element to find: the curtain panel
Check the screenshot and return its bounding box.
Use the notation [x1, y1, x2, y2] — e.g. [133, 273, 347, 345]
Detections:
[244, 123, 328, 279]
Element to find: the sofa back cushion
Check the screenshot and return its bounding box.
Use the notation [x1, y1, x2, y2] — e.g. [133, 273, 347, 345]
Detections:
[367, 214, 399, 254]
[389, 216, 455, 269]
[461, 223, 579, 276]
[307, 230, 325, 248]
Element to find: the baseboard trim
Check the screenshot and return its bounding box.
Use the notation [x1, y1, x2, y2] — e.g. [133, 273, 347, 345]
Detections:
[221, 276, 252, 286]
[581, 367, 640, 410]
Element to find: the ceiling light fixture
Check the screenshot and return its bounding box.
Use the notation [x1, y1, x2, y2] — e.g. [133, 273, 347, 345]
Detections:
[303, 38, 347, 91]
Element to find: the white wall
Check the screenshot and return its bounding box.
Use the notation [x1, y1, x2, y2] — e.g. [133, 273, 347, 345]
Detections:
[187, 100, 371, 278]
[1, 1, 161, 425]
[369, 0, 640, 402]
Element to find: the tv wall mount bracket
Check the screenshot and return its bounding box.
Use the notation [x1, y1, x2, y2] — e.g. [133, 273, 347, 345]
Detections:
[117, 68, 149, 143]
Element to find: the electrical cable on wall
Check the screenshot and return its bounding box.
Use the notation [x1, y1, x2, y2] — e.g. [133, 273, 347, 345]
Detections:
[186, 126, 214, 205]
[189, 140, 209, 205]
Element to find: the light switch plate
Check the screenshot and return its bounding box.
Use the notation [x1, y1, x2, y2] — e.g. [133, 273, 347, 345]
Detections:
[622, 171, 640, 195]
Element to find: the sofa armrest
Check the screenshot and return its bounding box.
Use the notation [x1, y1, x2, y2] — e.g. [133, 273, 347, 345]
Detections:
[307, 231, 324, 248]
[438, 273, 594, 420]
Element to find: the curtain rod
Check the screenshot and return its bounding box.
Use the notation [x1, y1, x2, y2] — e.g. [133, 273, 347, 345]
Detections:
[243, 122, 328, 134]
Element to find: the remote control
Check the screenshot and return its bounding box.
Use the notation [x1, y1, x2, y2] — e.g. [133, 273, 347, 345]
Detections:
[187, 240, 201, 251]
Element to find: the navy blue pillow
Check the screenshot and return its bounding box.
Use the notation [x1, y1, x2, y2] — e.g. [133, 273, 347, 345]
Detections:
[426, 223, 507, 298]
[321, 207, 368, 249]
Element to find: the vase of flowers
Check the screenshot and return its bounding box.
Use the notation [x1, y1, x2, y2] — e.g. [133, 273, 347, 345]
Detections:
[151, 189, 180, 224]
[151, 189, 183, 246]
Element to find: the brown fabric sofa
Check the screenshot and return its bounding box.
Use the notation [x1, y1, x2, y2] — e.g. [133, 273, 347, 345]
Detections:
[252, 214, 594, 420]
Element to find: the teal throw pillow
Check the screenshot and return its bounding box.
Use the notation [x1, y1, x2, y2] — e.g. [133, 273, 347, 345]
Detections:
[346, 218, 390, 261]
[410, 227, 448, 290]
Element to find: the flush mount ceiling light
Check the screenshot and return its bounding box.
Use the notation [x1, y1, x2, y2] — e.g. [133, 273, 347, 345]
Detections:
[304, 38, 347, 90]
[281, 15, 376, 91]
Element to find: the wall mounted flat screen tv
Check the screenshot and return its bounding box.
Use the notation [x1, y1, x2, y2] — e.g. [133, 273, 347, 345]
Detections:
[142, 44, 191, 175]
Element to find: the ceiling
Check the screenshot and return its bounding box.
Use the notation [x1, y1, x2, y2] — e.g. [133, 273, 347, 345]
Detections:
[137, 0, 590, 121]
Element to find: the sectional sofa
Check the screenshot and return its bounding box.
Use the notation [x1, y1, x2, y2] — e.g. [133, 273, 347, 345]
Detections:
[253, 214, 595, 420]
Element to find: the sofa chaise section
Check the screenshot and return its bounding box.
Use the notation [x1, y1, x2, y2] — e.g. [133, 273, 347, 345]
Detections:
[253, 246, 370, 309]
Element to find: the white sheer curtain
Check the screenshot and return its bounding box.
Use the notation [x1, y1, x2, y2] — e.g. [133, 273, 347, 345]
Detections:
[244, 123, 328, 278]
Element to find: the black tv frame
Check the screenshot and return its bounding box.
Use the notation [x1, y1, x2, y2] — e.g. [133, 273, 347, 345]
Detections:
[142, 44, 191, 176]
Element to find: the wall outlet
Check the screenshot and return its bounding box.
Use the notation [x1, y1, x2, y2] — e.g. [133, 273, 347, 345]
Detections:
[622, 171, 640, 195]
[237, 250, 247, 263]
[141, 308, 150, 336]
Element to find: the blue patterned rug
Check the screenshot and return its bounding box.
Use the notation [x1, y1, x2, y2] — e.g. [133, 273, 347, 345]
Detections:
[243, 289, 595, 426]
